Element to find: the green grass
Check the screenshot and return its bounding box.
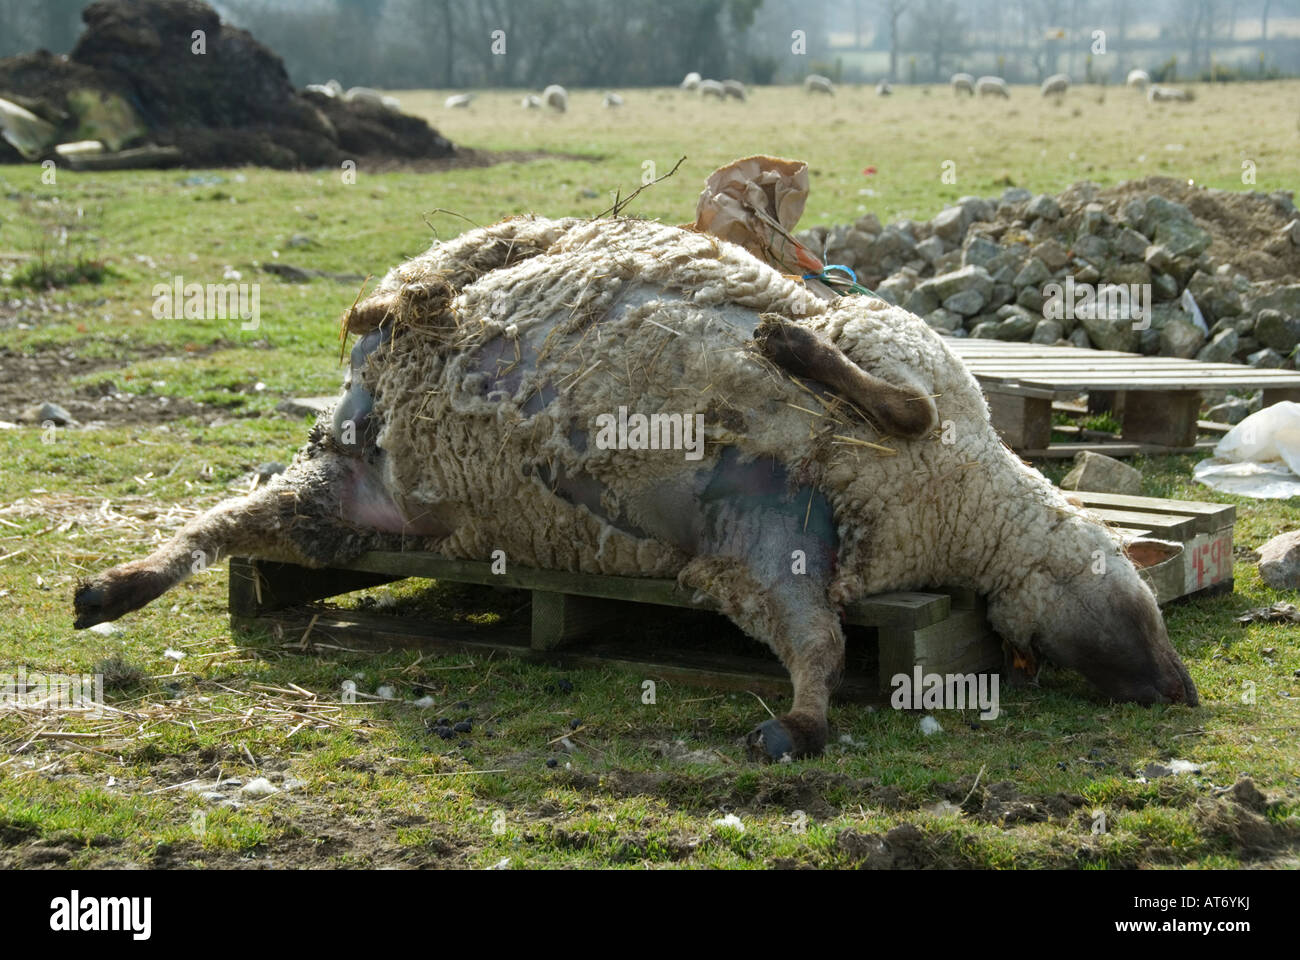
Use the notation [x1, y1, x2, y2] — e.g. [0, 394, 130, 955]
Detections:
[0, 83, 1298, 869]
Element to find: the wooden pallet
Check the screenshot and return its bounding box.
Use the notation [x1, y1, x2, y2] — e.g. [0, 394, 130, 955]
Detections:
[945, 338, 1300, 456]
[226, 494, 1232, 700]
[229, 555, 1002, 704]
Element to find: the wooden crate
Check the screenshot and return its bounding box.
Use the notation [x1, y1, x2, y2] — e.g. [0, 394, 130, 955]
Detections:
[946, 338, 1300, 456]
[229, 554, 1002, 704]
[1069, 491, 1235, 604]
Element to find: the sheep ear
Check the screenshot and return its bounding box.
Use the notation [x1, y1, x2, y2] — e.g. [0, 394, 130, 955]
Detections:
[753, 315, 935, 438]
[1124, 538, 1183, 570]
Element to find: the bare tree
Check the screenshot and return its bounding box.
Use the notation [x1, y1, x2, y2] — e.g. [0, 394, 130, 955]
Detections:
[878, 0, 910, 79]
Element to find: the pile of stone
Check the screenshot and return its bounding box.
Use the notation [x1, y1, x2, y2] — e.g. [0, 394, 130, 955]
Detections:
[797, 176, 1300, 369]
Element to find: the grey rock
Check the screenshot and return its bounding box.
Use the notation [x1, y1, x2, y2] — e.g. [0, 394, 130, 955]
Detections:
[943, 289, 987, 316]
[962, 235, 1001, 268]
[1247, 347, 1285, 369]
[1145, 196, 1212, 258]
[1026, 194, 1062, 220]
[1114, 227, 1150, 259]
[1254, 308, 1300, 354]
[924, 308, 964, 333]
[1073, 261, 1101, 284]
[855, 213, 883, 235]
[987, 283, 1015, 310]
[1031, 319, 1065, 344]
[1159, 316, 1206, 359]
[1082, 309, 1140, 352]
[874, 273, 914, 305]
[1016, 285, 1046, 312]
[1152, 272, 1180, 301]
[1001, 187, 1033, 206]
[1204, 396, 1251, 425]
[1106, 261, 1152, 286]
[1074, 235, 1110, 263]
[1257, 531, 1300, 591]
[1196, 329, 1239, 364]
[1060, 451, 1142, 496]
[931, 206, 967, 242]
[256, 462, 286, 484]
[1068, 327, 1092, 348]
[1079, 202, 1111, 235]
[958, 195, 996, 223]
[1144, 244, 1176, 273]
[1284, 218, 1300, 247]
[915, 235, 946, 265]
[904, 286, 941, 316]
[969, 321, 1002, 339]
[997, 313, 1038, 341]
[1013, 257, 1051, 288]
[1030, 239, 1069, 272]
[927, 265, 994, 302]
[276, 396, 335, 418]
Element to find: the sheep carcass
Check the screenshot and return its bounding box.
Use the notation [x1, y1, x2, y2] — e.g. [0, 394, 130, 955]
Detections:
[75, 217, 1199, 760]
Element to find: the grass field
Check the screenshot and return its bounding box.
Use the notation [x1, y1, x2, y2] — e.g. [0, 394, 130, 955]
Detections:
[0, 83, 1298, 869]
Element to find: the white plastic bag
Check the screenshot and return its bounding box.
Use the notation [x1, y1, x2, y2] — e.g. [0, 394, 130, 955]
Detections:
[1194, 401, 1300, 499]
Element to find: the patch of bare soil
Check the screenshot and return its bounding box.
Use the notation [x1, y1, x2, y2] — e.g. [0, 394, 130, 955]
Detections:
[0, 339, 237, 428]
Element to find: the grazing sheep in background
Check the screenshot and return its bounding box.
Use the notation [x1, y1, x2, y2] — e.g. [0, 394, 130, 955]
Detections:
[305, 82, 337, 98]
[444, 93, 473, 109]
[325, 79, 344, 97]
[805, 74, 835, 95]
[602, 92, 623, 108]
[875, 80, 892, 96]
[543, 84, 568, 112]
[75, 216, 1199, 760]
[680, 71, 702, 91]
[1126, 69, 1150, 90]
[976, 75, 1010, 98]
[723, 79, 747, 101]
[699, 79, 726, 99]
[1148, 85, 1194, 103]
[521, 94, 542, 109]
[344, 86, 389, 109]
[951, 72, 975, 96]
[1040, 73, 1070, 97]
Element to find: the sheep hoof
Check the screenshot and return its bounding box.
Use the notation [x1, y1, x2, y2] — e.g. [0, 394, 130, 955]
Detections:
[72, 565, 169, 630]
[745, 714, 826, 762]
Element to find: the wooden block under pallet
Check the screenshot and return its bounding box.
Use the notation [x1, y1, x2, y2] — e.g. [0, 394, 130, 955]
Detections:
[1120, 390, 1201, 447]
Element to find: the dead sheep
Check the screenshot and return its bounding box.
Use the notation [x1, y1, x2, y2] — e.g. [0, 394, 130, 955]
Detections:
[75, 216, 1200, 761]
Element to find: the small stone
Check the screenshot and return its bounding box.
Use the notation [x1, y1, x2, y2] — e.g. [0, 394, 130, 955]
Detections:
[919, 716, 943, 736]
[545, 758, 558, 768]
[23, 401, 77, 426]
[255, 462, 285, 484]
[453, 720, 472, 733]
[931, 206, 967, 242]
[1025, 194, 1062, 220]
[1247, 347, 1285, 369]
[1144, 244, 1176, 273]
[943, 289, 986, 316]
[1060, 451, 1142, 496]
[1204, 396, 1251, 425]
[924, 308, 963, 333]
[1253, 307, 1300, 354]
[915, 235, 946, 264]
[1257, 531, 1300, 591]
[1114, 227, 1149, 259]
[1013, 257, 1051, 288]
[962, 235, 1001, 268]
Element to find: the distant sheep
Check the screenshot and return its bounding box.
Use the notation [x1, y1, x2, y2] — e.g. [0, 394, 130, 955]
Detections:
[1040, 73, 1070, 97]
[444, 94, 473, 109]
[602, 92, 623, 108]
[305, 83, 337, 98]
[951, 72, 975, 96]
[1148, 85, 1194, 103]
[1126, 69, 1150, 90]
[699, 79, 726, 100]
[876, 80, 892, 96]
[543, 84, 568, 112]
[723, 79, 747, 101]
[805, 74, 835, 95]
[976, 76, 1010, 98]
[521, 94, 542, 110]
[344, 86, 391, 110]
[680, 71, 702, 91]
